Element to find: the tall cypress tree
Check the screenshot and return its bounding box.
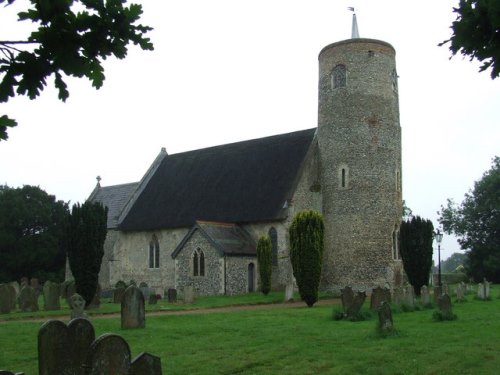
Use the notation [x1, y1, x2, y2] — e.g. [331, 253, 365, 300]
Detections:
[289, 210, 324, 307]
[400, 216, 434, 296]
[66, 201, 108, 306]
[256, 236, 272, 295]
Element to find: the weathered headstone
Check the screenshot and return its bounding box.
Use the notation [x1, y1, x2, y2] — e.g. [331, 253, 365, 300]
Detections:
[100, 288, 114, 299]
[403, 285, 415, 307]
[167, 288, 177, 303]
[0, 370, 24, 375]
[8, 281, 20, 299]
[88, 283, 101, 309]
[64, 280, 77, 308]
[345, 291, 366, 320]
[130, 352, 163, 375]
[392, 287, 403, 307]
[433, 286, 442, 305]
[0, 284, 14, 314]
[70, 293, 88, 320]
[183, 285, 195, 304]
[455, 283, 465, 302]
[340, 286, 354, 312]
[114, 287, 126, 304]
[438, 293, 453, 317]
[38, 318, 95, 375]
[370, 286, 390, 310]
[30, 277, 39, 289]
[420, 285, 430, 305]
[18, 285, 39, 312]
[477, 283, 485, 299]
[148, 294, 159, 305]
[140, 287, 151, 300]
[484, 279, 490, 299]
[43, 281, 61, 311]
[84, 334, 131, 375]
[377, 301, 394, 333]
[20, 277, 28, 288]
[284, 283, 294, 302]
[121, 285, 145, 329]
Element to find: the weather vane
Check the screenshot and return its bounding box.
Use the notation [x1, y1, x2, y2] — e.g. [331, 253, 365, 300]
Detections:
[348, 6, 359, 38]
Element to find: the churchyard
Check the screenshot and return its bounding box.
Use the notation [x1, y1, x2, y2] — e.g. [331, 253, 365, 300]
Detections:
[0, 284, 499, 374]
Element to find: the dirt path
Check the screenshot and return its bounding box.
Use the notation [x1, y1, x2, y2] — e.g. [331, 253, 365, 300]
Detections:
[1, 298, 340, 324]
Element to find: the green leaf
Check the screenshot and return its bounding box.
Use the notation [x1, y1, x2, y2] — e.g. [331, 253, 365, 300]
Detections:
[0, 115, 18, 141]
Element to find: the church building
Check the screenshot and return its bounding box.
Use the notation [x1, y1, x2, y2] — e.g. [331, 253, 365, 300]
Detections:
[88, 18, 404, 296]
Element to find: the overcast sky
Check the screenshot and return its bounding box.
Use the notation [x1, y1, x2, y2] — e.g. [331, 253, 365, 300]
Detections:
[1, 0, 498, 261]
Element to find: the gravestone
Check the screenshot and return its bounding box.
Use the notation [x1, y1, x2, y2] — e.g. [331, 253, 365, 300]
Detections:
[64, 281, 77, 308]
[30, 277, 39, 289]
[345, 291, 366, 320]
[70, 293, 88, 320]
[477, 283, 485, 299]
[38, 318, 95, 375]
[455, 283, 465, 302]
[284, 283, 294, 302]
[84, 334, 131, 375]
[420, 285, 430, 305]
[88, 284, 101, 309]
[43, 281, 61, 311]
[403, 285, 415, 307]
[483, 280, 490, 299]
[18, 285, 39, 312]
[0, 371, 24, 375]
[392, 287, 403, 307]
[148, 294, 159, 305]
[183, 285, 195, 304]
[8, 281, 20, 300]
[140, 287, 151, 300]
[438, 293, 453, 317]
[121, 285, 145, 329]
[370, 286, 390, 310]
[0, 284, 14, 314]
[433, 286, 442, 305]
[20, 277, 29, 288]
[340, 286, 354, 312]
[114, 287, 126, 304]
[166, 288, 177, 303]
[130, 352, 163, 375]
[377, 301, 394, 333]
[101, 288, 114, 299]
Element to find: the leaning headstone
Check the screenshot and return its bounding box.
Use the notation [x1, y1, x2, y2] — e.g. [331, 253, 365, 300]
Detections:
[130, 352, 163, 375]
[114, 287, 126, 304]
[70, 293, 88, 319]
[284, 283, 294, 302]
[377, 301, 394, 334]
[38, 318, 95, 375]
[121, 285, 145, 329]
[340, 286, 354, 312]
[84, 334, 131, 375]
[18, 285, 39, 312]
[420, 285, 430, 305]
[370, 286, 390, 310]
[167, 288, 177, 303]
[345, 291, 366, 320]
[0, 284, 13, 314]
[43, 281, 61, 311]
[437, 293, 454, 318]
[183, 285, 195, 304]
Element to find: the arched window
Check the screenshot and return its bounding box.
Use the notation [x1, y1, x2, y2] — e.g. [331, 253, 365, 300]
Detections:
[332, 64, 346, 89]
[392, 226, 400, 260]
[268, 227, 278, 266]
[193, 248, 205, 276]
[149, 235, 160, 269]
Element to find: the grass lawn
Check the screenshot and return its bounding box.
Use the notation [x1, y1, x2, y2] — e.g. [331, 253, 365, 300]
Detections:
[0, 286, 499, 374]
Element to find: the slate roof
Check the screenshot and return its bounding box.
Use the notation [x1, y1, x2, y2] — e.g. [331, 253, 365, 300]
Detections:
[172, 221, 256, 258]
[119, 128, 316, 231]
[89, 182, 139, 229]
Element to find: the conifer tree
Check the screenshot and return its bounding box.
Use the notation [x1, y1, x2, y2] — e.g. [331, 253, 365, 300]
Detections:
[399, 216, 434, 296]
[66, 201, 108, 306]
[289, 210, 324, 307]
[256, 236, 272, 295]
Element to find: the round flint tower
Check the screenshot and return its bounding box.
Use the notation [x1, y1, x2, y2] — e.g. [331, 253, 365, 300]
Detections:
[318, 37, 403, 291]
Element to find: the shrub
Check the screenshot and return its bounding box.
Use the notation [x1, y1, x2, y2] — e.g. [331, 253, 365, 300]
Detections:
[256, 236, 272, 295]
[289, 210, 324, 307]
